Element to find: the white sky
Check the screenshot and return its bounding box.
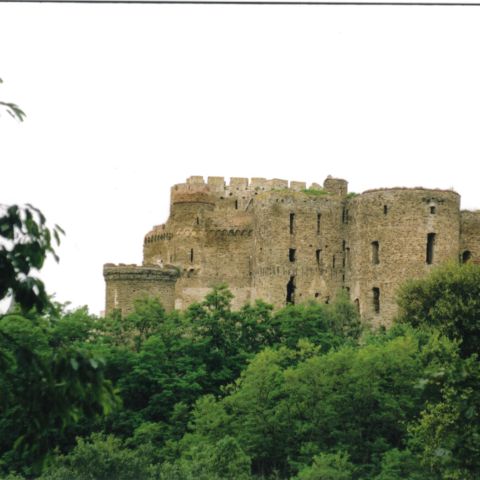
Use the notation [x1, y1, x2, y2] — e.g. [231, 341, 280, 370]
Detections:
[1, 2, 480, 314]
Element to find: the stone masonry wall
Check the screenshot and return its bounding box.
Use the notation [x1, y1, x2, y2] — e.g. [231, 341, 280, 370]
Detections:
[346, 188, 460, 327]
[104, 264, 178, 315]
[104, 175, 478, 327]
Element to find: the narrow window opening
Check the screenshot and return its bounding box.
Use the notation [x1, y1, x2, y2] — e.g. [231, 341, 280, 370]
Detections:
[373, 287, 380, 314]
[316, 249, 321, 265]
[342, 208, 348, 224]
[196, 216, 200, 225]
[317, 213, 321, 234]
[342, 255, 346, 268]
[290, 213, 295, 234]
[190, 248, 194, 263]
[314, 292, 320, 298]
[332, 255, 336, 268]
[342, 240, 346, 251]
[384, 205, 388, 215]
[462, 250, 472, 263]
[289, 248, 296, 262]
[235, 200, 238, 210]
[426, 233, 436, 264]
[371, 241, 380, 265]
[286, 276, 296, 305]
[430, 206, 436, 214]
[354, 298, 360, 312]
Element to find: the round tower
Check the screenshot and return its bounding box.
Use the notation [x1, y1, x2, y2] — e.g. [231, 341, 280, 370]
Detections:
[347, 187, 460, 326]
[103, 264, 179, 315]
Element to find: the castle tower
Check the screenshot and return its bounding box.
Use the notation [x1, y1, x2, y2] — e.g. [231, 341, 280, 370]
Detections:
[346, 188, 460, 326]
[104, 264, 179, 315]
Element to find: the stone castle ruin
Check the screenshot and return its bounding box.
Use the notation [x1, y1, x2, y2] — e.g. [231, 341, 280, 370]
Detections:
[104, 175, 480, 326]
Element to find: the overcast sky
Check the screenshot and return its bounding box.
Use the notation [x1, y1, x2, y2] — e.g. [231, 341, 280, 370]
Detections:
[1, 1, 480, 314]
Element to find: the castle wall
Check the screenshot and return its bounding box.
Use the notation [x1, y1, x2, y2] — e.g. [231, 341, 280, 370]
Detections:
[460, 210, 480, 263]
[105, 175, 471, 328]
[346, 188, 460, 327]
[104, 264, 178, 315]
[251, 189, 345, 306]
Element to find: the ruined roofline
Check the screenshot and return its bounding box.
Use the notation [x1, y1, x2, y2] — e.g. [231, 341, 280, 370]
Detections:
[360, 186, 460, 196]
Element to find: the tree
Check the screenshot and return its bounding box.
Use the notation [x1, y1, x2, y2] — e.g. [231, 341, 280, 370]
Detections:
[0, 78, 26, 122]
[0, 206, 118, 474]
[39, 433, 158, 480]
[396, 262, 480, 357]
[0, 203, 64, 313]
[295, 451, 354, 480]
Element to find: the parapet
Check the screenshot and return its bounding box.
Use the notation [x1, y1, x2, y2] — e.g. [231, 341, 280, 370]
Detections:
[171, 183, 216, 205]
[207, 176, 226, 191]
[103, 264, 179, 282]
[173, 176, 344, 196]
[323, 176, 348, 197]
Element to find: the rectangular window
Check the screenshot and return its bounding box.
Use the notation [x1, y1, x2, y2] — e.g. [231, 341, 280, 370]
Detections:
[430, 206, 436, 214]
[371, 241, 379, 265]
[289, 248, 296, 262]
[342, 208, 348, 224]
[426, 233, 436, 264]
[332, 255, 336, 268]
[373, 287, 380, 313]
[190, 248, 194, 263]
[316, 249, 321, 265]
[290, 213, 295, 234]
[384, 205, 388, 215]
[317, 213, 321, 234]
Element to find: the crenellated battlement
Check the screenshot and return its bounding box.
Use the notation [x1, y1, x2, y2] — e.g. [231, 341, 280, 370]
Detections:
[176, 176, 333, 195]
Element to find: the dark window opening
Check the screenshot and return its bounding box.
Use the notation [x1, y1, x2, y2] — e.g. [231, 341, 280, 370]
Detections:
[342, 240, 346, 251]
[345, 286, 350, 294]
[190, 249, 194, 263]
[317, 213, 321, 234]
[342, 208, 348, 224]
[235, 200, 238, 210]
[290, 213, 295, 234]
[314, 292, 320, 298]
[462, 250, 472, 263]
[384, 205, 388, 215]
[286, 276, 296, 305]
[196, 217, 200, 225]
[373, 287, 380, 313]
[430, 206, 436, 214]
[342, 255, 346, 268]
[426, 233, 436, 264]
[354, 298, 360, 312]
[289, 248, 296, 262]
[316, 249, 321, 265]
[372, 241, 380, 265]
[332, 255, 336, 268]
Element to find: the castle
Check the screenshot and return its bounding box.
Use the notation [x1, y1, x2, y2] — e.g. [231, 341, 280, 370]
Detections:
[104, 175, 480, 326]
